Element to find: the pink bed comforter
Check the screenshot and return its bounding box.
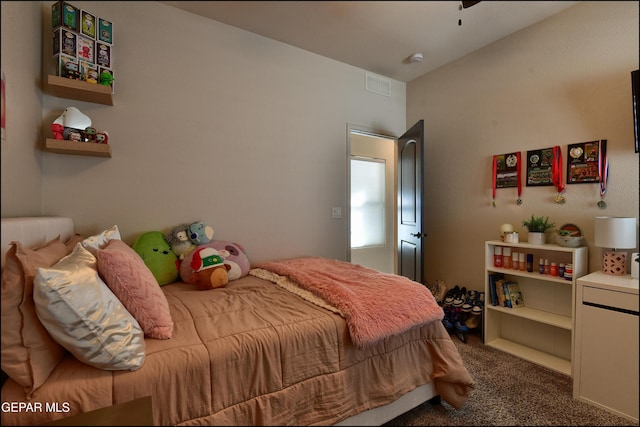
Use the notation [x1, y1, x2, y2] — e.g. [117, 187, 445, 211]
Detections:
[1, 274, 474, 426]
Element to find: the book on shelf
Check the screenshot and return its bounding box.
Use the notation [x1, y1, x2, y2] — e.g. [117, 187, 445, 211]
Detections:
[488, 272, 504, 306]
[506, 281, 525, 308]
[501, 280, 513, 308]
[495, 278, 507, 307]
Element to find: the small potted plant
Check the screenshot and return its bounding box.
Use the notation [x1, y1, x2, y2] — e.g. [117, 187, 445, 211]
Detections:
[522, 215, 555, 245]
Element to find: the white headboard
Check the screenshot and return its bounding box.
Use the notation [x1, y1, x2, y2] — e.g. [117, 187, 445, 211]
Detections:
[1, 217, 74, 270]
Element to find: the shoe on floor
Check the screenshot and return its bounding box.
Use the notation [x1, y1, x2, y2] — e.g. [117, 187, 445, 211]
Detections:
[461, 290, 477, 312]
[452, 286, 467, 308]
[465, 314, 481, 329]
[472, 292, 485, 315]
[444, 285, 459, 306]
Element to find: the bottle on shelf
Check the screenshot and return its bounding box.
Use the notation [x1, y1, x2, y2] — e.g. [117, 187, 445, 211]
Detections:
[503, 247, 512, 269]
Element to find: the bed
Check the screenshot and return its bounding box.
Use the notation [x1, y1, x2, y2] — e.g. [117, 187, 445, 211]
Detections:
[0, 216, 474, 426]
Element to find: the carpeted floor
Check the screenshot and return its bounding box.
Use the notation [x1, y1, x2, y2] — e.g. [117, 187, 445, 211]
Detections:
[384, 331, 637, 426]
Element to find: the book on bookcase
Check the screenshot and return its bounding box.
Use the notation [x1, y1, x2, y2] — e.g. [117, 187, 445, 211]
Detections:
[495, 277, 507, 307]
[488, 272, 504, 306]
[501, 280, 513, 308]
[505, 281, 525, 308]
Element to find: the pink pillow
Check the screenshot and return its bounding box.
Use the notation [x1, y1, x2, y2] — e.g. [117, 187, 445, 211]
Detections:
[1, 234, 83, 397]
[97, 239, 173, 339]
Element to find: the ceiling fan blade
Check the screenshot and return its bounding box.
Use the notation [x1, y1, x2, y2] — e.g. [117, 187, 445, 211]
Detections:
[462, 1, 481, 8]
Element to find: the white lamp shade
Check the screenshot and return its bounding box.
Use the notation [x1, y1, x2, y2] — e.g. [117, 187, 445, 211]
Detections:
[594, 217, 637, 249]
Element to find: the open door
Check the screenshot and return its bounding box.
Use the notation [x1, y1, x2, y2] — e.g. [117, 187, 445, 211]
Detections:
[397, 120, 425, 283]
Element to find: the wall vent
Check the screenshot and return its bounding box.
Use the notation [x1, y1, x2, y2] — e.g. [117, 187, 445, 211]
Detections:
[365, 73, 391, 97]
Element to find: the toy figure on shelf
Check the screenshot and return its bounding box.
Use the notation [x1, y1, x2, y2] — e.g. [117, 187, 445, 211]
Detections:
[52, 106, 92, 141]
[99, 70, 114, 86]
[85, 69, 98, 84]
[84, 127, 97, 142]
[95, 131, 109, 144]
[65, 128, 83, 141]
[63, 61, 81, 80]
[50, 123, 65, 140]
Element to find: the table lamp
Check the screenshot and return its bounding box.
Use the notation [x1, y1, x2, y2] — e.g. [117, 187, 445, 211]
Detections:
[594, 216, 637, 275]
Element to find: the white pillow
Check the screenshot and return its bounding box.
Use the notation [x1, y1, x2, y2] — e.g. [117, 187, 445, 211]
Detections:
[33, 243, 145, 371]
[81, 225, 121, 256]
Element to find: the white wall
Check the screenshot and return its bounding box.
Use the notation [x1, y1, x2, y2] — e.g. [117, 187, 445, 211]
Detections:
[408, 1, 639, 287]
[0, 1, 44, 215]
[5, 1, 406, 264]
[2, 1, 637, 280]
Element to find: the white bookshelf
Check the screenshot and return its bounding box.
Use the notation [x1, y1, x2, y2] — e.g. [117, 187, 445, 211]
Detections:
[483, 240, 588, 376]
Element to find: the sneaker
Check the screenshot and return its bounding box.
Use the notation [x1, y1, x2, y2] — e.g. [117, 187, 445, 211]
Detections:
[444, 285, 459, 306]
[465, 314, 481, 329]
[472, 292, 485, 315]
[452, 286, 467, 308]
[442, 307, 454, 331]
[461, 290, 477, 312]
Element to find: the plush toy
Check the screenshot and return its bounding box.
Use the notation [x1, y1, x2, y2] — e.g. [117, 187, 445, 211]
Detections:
[131, 231, 179, 286]
[164, 223, 195, 260]
[188, 222, 214, 245]
[84, 127, 97, 142]
[53, 106, 91, 142]
[180, 240, 250, 283]
[50, 123, 65, 140]
[188, 247, 229, 290]
[99, 69, 114, 86]
[95, 131, 109, 144]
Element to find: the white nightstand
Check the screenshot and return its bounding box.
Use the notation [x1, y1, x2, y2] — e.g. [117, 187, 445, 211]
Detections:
[574, 271, 639, 422]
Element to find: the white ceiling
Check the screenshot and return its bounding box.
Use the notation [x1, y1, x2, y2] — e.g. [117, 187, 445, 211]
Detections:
[161, 1, 581, 82]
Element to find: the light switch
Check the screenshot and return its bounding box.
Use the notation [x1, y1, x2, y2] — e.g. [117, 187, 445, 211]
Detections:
[332, 207, 342, 219]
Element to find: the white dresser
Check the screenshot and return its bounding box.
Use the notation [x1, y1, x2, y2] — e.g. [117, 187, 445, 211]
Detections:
[574, 271, 639, 422]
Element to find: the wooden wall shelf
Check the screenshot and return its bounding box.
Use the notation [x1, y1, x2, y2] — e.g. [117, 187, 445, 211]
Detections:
[46, 75, 113, 106]
[45, 139, 112, 158]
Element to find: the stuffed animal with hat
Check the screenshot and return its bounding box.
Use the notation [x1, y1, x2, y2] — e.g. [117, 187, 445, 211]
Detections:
[180, 240, 250, 283]
[188, 247, 229, 290]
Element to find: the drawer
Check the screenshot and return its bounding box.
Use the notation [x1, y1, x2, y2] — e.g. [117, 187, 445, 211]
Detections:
[583, 286, 639, 312]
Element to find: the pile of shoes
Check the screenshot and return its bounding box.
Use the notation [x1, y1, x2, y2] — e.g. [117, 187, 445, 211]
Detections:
[442, 286, 485, 340]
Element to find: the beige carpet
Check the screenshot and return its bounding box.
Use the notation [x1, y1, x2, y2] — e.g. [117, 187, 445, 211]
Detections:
[384, 332, 637, 426]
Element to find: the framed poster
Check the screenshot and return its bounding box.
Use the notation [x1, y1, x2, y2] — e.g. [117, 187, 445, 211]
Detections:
[525, 148, 555, 186]
[567, 140, 603, 184]
[495, 152, 519, 188]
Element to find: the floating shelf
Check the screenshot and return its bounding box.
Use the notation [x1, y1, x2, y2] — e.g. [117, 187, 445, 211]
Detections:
[46, 75, 113, 105]
[45, 139, 111, 158]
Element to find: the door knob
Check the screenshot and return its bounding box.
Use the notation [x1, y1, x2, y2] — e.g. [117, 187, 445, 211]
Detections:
[411, 232, 427, 238]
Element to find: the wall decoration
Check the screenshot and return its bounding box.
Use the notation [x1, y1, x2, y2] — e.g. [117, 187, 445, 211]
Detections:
[492, 152, 522, 206]
[567, 140, 603, 184]
[525, 148, 554, 186]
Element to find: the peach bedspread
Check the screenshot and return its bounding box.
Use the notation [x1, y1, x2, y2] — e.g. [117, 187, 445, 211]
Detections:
[1, 275, 474, 426]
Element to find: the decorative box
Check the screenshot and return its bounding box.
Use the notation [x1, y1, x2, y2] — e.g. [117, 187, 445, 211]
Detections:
[81, 10, 96, 39]
[79, 60, 98, 83]
[55, 53, 80, 79]
[52, 28, 76, 58]
[52, 1, 80, 32]
[96, 42, 111, 68]
[98, 18, 113, 44]
[76, 35, 95, 63]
